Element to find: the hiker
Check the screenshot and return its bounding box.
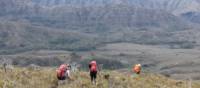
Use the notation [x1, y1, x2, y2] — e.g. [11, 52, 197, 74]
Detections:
[133, 64, 141, 74]
[56, 64, 71, 80]
[89, 60, 98, 84]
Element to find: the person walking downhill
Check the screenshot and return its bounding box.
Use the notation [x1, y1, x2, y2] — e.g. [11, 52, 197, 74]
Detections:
[89, 60, 98, 85]
[56, 64, 72, 81]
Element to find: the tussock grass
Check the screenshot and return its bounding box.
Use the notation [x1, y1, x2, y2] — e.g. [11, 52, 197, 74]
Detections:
[0, 67, 200, 88]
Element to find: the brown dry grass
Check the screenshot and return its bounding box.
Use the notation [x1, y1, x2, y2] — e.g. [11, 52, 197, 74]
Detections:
[0, 67, 200, 88]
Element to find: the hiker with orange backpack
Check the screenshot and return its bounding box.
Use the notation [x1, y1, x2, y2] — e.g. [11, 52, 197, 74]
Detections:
[89, 60, 98, 84]
[56, 64, 71, 80]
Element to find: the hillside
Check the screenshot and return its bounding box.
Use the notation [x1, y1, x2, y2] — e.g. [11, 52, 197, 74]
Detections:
[0, 21, 98, 54]
[30, 0, 200, 24]
[30, 0, 200, 12]
[0, 67, 200, 88]
[0, 0, 199, 54]
[0, 1, 200, 86]
[95, 43, 200, 80]
[3, 0, 199, 24]
[1, 43, 200, 80]
[29, 0, 200, 15]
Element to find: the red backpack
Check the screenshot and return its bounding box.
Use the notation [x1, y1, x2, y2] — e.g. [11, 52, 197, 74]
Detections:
[57, 64, 67, 78]
[90, 61, 97, 72]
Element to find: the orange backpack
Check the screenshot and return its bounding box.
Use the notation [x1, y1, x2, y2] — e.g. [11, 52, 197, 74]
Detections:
[133, 64, 141, 74]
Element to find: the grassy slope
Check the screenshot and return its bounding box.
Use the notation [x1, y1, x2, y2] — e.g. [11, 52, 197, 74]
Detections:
[0, 67, 200, 88]
[0, 21, 98, 54]
[95, 43, 200, 80]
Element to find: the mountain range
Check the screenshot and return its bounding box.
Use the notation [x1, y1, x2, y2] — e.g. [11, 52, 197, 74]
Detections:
[0, 0, 200, 54]
[31, 0, 200, 15]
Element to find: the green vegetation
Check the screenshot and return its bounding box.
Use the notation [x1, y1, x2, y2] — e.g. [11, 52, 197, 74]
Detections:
[0, 21, 99, 54]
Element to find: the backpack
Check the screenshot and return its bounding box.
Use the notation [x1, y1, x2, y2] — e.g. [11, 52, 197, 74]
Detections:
[57, 64, 67, 78]
[90, 61, 97, 72]
[133, 64, 141, 74]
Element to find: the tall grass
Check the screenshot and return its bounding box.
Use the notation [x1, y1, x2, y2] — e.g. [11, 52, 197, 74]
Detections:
[0, 67, 200, 88]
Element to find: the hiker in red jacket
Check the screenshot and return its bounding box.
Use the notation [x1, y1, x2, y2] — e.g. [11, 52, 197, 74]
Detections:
[56, 64, 71, 80]
[89, 60, 98, 84]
